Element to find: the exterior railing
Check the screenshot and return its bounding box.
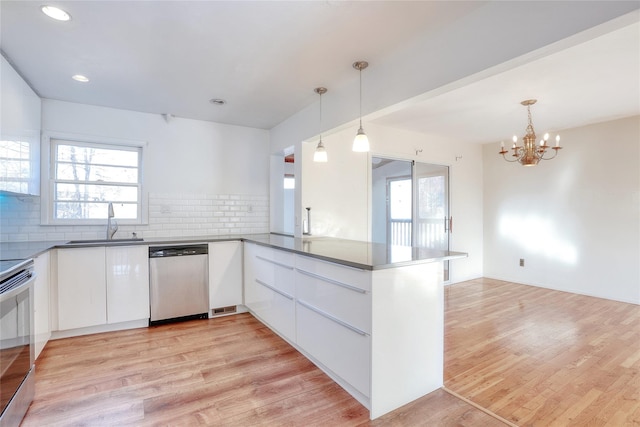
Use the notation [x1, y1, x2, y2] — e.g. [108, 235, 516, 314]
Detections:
[390, 218, 447, 248]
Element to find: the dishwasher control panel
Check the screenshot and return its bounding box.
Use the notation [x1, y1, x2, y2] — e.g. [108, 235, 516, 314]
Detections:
[149, 244, 208, 258]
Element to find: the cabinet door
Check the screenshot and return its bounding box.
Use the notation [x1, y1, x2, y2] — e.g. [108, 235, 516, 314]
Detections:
[208, 241, 242, 310]
[106, 246, 150, 324]
[244, 243, 296, 342]
[295, 256, 371, 334]
[296, 302, 370, 397]
[57, 247, 106, 330]
[0, 56, 41, 195]
[33, 251, 50, 359]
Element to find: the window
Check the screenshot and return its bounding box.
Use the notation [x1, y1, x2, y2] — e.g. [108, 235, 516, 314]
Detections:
[283, 174, 295, 189]
[47, 138, 143, 223]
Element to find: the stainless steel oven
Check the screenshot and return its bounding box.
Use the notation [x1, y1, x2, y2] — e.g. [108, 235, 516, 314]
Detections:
[0, 259, 35, 427]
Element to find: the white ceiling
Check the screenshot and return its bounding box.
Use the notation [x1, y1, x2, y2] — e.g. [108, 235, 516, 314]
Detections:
[0, 1, 485, 129]
[371, 19, 640, 145]
[1, 1, 639, 141]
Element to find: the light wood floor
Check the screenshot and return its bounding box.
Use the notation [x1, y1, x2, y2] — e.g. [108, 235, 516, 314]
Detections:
[22, 278, 639, 426]
[445, 278, 640, 426]
[22, 312, 505, 426]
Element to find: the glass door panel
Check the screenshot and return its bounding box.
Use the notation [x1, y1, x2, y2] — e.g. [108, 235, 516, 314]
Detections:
[413, 162, 450, 281]
[371, 157, 412, 245]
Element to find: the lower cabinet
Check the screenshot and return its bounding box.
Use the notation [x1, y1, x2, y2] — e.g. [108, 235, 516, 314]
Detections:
[296, 300, 371, 397]
[244, 242, 296, 342]
[57, 247, 107, 330]
[294, 255, 372, 400]
[106, 246, 150, 324]
[208, 241, 243, 312]
[243, 244, 372, 401]
[57, 245, 150, 331]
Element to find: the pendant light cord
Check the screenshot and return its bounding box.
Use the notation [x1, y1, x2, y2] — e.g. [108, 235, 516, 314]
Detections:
[359, 68, 363, 128]
[319, 91, 323, 140]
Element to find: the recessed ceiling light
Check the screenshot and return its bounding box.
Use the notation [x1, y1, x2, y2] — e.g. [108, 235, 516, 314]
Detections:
[209, 98, 226, 106]
[72, 74, 89, 83]
[41, 5, 71, 21]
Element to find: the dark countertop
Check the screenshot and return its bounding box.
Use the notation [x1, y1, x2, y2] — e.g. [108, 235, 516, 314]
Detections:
[0, 234, 467, 271]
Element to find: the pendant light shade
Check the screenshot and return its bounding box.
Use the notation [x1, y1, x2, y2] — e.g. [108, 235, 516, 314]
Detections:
[313, 87, 328, 163]
[353, 127, 369, 152]
[313, 140, 328, 162]
[352, 61, 370, 152]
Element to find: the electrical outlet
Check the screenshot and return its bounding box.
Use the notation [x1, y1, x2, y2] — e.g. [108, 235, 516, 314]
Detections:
[519, 258, 525, 267]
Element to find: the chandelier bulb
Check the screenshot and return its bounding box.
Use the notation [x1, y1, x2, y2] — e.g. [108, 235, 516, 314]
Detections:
[555, 135, 561, 146]
[512, 135, 518, 143]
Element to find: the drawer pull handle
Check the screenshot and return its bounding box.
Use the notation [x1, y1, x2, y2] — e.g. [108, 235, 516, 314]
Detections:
[298, 299, 368, 337]
[256, 255, 294, 270]
[296, 269, 367, 294]
[255, 279, 294, 300]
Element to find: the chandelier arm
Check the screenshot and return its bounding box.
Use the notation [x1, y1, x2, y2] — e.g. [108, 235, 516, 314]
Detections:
[539, 149, 559, 161]
[501, 152, 520, 163]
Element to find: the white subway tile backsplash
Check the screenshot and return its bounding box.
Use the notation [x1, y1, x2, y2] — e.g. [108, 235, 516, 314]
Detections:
[1, 192, 269, 242]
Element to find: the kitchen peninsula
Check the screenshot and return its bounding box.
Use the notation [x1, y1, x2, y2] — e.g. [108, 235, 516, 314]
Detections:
[0, 234, 466, 419]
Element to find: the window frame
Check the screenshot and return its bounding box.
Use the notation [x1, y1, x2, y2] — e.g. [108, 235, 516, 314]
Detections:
[41, 132, 147, 226]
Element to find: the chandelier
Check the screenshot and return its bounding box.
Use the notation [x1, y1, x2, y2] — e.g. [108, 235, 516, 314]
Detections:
[499, 99, 562, 166]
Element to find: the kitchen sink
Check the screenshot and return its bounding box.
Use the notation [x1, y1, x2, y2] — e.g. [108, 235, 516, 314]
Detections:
[66, 238, 144, 244]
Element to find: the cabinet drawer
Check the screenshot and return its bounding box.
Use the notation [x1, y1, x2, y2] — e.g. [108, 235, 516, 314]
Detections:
[252, 245, 295, 296]
[295, 255, 371, 292]
[296, 269, 371, 334]
[297, 302, 370, 397]
[250, 278, 296, 343]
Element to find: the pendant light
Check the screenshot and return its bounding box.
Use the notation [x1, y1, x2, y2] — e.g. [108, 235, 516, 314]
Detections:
[352, 61, 370, 152]
[313, 87, 328, 163]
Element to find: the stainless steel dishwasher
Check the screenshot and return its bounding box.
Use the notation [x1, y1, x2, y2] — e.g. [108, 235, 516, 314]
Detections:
[149, 244, 209, 325]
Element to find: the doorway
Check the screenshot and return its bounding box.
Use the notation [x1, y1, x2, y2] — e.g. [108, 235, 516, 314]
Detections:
[372, 157, 450, 281]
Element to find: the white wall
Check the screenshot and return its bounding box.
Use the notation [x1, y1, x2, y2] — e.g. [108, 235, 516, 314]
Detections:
[0, 99, 271, 241]
[301, 123, 484, 283]
[483, 116, 640, 304]
[42, 100, 269, 196]
[301, 130, 369, 240]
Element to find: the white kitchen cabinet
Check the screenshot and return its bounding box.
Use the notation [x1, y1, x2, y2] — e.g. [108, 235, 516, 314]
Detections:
[0, 55, 41, 196]
[295, 255, 372, 400]
[57, 247, 107, 330]
[295, 255, 371, 334]
[106, 245, 149, 324]
[297, 301, 371, 396]
[208, 241, 242, 312]
[33, 251, 50, 359]
[244, 242, 296, 342]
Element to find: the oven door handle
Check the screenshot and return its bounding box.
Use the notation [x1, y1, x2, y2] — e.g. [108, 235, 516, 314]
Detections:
[0, 272, 36, 302]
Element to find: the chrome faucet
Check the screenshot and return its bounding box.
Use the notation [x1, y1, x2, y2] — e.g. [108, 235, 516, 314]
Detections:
[106, 202, 118, 240]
